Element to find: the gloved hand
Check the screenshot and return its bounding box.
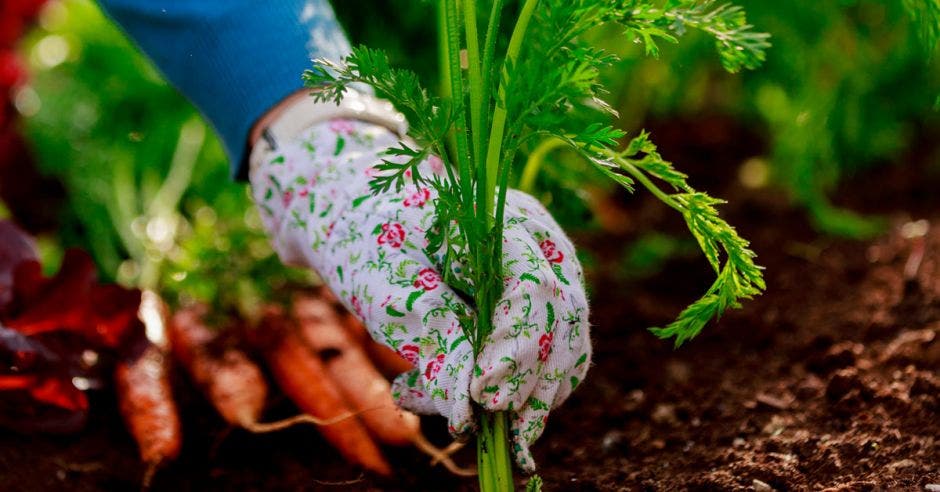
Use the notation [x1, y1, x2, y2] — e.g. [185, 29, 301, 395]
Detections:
[249, 105, 591, 472]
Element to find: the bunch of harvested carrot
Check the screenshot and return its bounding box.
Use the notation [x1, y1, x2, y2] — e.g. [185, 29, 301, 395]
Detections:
[291, 295, 474, 476]
[169, 304, 344, 433]
[113, 291, 181, 488]
[151, 286, 469, 478]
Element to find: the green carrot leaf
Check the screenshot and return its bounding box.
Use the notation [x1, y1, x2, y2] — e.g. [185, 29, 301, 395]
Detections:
[602, 137, 766, 346]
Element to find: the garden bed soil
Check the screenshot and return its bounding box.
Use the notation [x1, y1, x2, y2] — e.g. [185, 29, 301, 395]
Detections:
[1, 117, 938, 491]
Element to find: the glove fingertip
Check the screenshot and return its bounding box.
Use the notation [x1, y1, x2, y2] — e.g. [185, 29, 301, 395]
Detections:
[446, 402, 477, 438]
[510, 429, 538, 474]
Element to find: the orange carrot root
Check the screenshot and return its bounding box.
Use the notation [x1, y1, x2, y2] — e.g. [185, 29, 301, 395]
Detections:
[411, 434, 477, 477]
[261, 307, 393, 476]
[170, 306, 268, 428]
[171, 306, 386, 441]
[114, 291, 181, 488]
[362, 337, 415, 378]
[337, 306, 414, 378]
[430, 439, 468, 466]
[140, 459, 165, 491]
[115, 339, 181, 488]
[240, 405, 389, 433]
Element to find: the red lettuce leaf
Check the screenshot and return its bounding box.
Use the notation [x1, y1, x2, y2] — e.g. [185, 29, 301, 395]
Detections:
[6, 249, 141, 349]
[0, 324, 88, 432]
[0, 227, 141, 433]
[0, 220, 37, 312]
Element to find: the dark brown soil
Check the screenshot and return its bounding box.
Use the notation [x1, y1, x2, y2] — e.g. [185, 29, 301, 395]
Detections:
[2, 119, 938, 491]
[543, 207, 940, 492]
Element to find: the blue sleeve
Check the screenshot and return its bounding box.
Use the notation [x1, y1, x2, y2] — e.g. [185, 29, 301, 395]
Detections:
[96, 0, 352, 179]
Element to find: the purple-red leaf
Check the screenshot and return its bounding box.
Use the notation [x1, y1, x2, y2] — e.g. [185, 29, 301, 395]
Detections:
[6, 249, 141, 349]
[0, 220, 37, 312]
[0, 324, 88, 432]
[0, 228, 141, 433]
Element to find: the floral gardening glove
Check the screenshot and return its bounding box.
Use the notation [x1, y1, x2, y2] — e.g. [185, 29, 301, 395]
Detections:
[249, 113, 591, 472]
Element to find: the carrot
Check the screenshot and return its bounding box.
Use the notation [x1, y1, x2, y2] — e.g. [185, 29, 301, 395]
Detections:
[318, 285, 344, 307]
[259, 307, 393, 476]
[114, 340, 181, 485]
[114, 292, 181, 488]
[169, 305, 268, 428]
[293, 296, 474, 476]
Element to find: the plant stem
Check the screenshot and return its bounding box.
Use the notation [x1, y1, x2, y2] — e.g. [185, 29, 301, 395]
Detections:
[609, 149, 684, 214]
[110, 161, 146, 265]
[493, 144, 517, 230]
[463, 0, 484, 173]
[478, 410, 514, 492]
[479, 0, 504, 135]
[473, 230, 513, 490]
[138, 119, 205, 290]
[444, 0, 474, 213]
[519, 137, 566, 193]
[483, 0, 539, 222]
[474, 4, 539, 490]
[475, 0, 504, 214]
[148, 121, 203, 222]
[438, 0, 458, 158]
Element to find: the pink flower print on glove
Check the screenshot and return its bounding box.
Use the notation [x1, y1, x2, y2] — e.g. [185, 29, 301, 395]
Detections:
[404, 187, 431, 208]
[329, 119, 357, 135]
[398, 344, 421, 366]
[377, 222, 406, 248]
[538, 332, 554, 363]
[539, 239, 564, 263]
[424, 353, 446, 382]
[413, 268, 440, 291]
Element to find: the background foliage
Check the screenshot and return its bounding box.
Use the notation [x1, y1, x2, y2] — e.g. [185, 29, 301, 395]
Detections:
[4, 0, 939, 309]
[16, 0, 312, 313]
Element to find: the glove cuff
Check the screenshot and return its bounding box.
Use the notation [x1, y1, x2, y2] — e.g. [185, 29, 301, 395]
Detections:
[248, 89, 408, 177]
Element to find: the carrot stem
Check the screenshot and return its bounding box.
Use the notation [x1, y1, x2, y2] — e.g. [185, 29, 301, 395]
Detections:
[478, 410, 513, 492]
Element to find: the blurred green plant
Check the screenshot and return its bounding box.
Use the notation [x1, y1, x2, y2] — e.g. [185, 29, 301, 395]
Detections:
[604, 0, 940, 238]
[20, 0, 312, 312]
[618, 232, 698, 280]
[904, 0, 940, 50]
[337, 0, 441, 82]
